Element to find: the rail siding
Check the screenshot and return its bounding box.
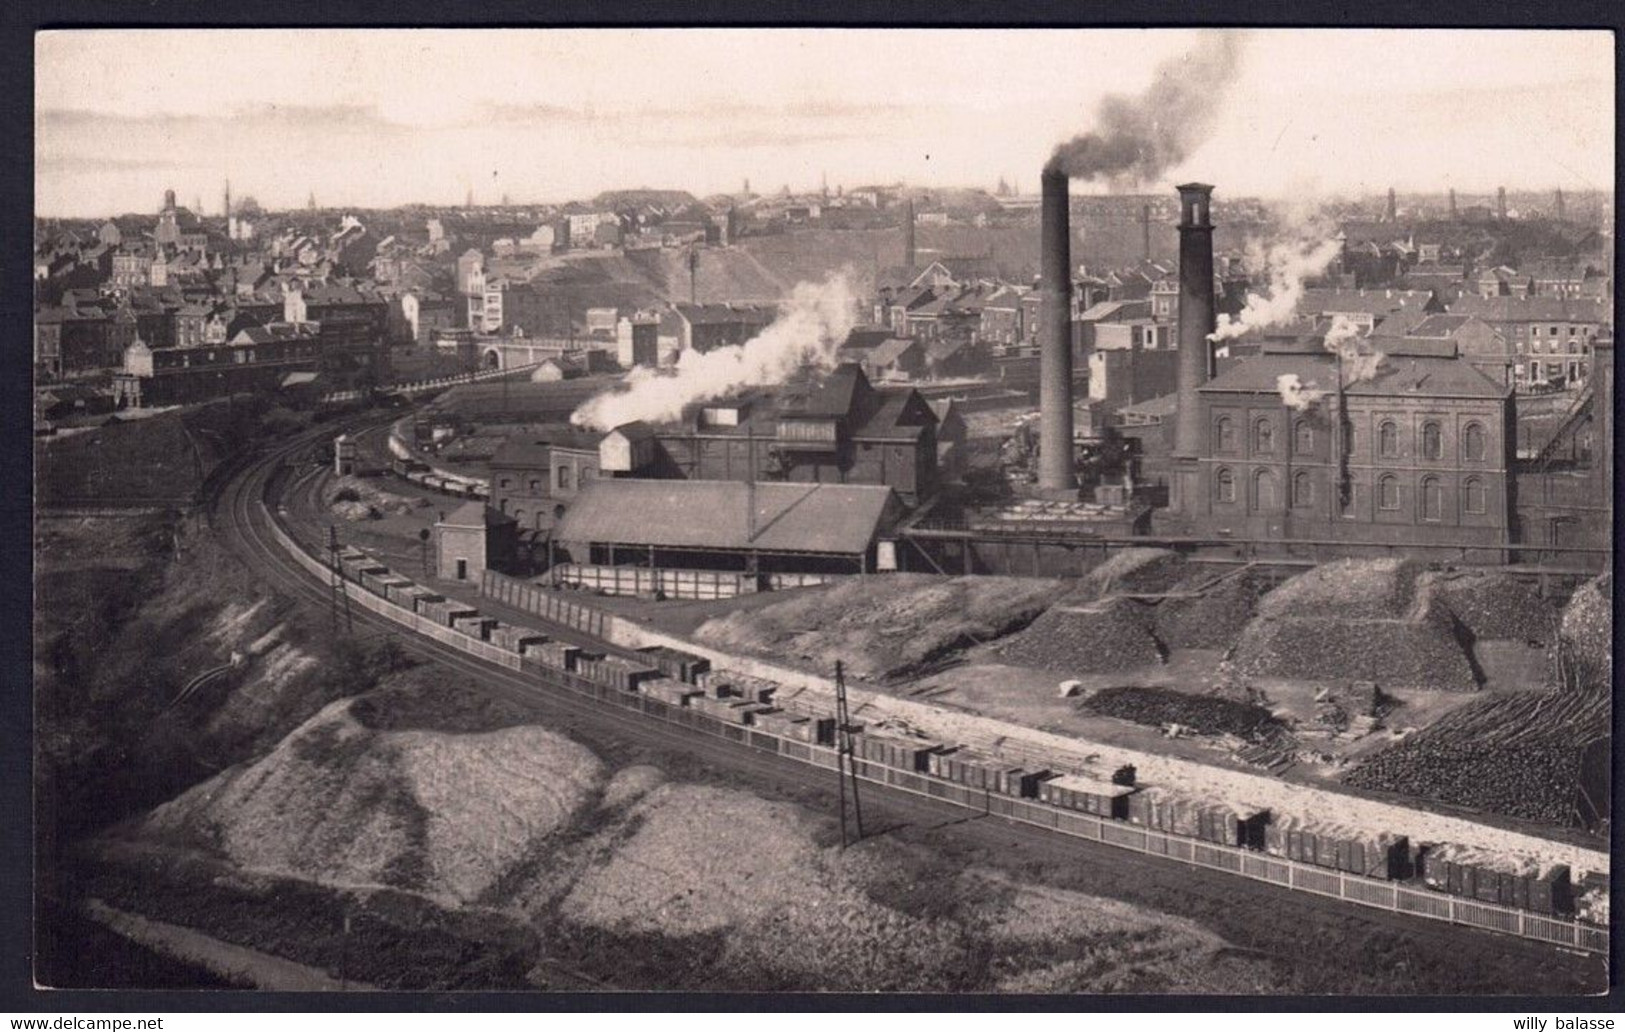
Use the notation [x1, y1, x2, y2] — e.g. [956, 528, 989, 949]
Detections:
[264, 518, 1607, 957]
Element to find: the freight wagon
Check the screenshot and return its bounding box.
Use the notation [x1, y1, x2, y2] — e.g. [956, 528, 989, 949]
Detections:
[1420, 847, 1572, 915]
[309, 543, 1599, 935]
[635, 645, 712, 686]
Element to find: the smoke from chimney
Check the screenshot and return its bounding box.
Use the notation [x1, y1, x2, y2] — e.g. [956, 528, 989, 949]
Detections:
[1046, 32, 1245, 186]
[1276, 373, 1325, 412]
[571, 274, 857, 431]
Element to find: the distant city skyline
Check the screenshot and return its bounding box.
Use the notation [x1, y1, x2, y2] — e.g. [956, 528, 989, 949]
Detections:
[37, 28, 1614, 219]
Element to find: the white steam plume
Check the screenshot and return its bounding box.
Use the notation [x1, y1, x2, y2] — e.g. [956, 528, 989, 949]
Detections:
[1210, 238, 1341, 342]
[1276, 373, 1325, 412]
[571, 274, 858, 431]
[1323, 314, 1386, 384]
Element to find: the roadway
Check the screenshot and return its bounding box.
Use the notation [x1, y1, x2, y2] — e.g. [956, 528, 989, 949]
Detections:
[207, 413, 1603, 992]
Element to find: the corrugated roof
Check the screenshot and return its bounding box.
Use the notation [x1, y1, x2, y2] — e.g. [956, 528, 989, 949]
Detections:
[556, 479, 899, 555]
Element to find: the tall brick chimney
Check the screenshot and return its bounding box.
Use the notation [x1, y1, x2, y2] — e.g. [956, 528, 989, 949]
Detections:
[1498, 186, 1508, 220]
[904, 197, 916, 269]
[1172, 183, 1216, 460]
[1449, 187, 1457, 219]
[1386, 187, 1397, 222]
[1141, 203, 1152, 261]
[1038, 167, 1075, 492]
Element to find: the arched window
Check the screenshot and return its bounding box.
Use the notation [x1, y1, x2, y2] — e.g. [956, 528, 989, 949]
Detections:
[1254, 418, 1275, 454]
[1215, 467, 1236, 503]
[1292, 471, 1314, 508]
[1294, 419, 1314, 455]
[513, 509, 526, 526]
[1215, 416, 1236, 453]
[1254, 469, 1277, 510]
[498, 498, 508, 514]
[1421, 421, 1443, 460]
[1421, 476, 1443, 521]
[556, 464, 572, 491]
[1463, 422, 1486, 462]
[1463, 477, 1487, 515]
[1378, 474, 1400, 510]
[1378, 420, 1399, 458]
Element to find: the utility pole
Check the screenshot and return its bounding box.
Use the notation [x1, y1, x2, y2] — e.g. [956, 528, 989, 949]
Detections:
[834, 660, 864, 847]
[328, 524, 353, 635]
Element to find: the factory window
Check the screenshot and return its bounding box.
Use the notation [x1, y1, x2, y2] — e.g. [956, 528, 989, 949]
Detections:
[529, 479, 541, 492]
[1421, 476, 1443, 521]
[1421, 421, 1443, 460]
[1294, 419, 1314, 454]
[1215, 416, 1236, 453]
[1215, 467, 1236, 503]
[1550, 326, 1559, 336]
[1463, 422, 1486, 462]
[1253, 418, 1274, 454]
[1378, 420, 1399, 458]
[1463, 477, 1487, 515]
[556, 465, 571, 491]
[1253, 469, 1277, 511]
[499, 477, 512, 489]
[1292, 471, 1314, 508]
[1378, 474, 1400, 510]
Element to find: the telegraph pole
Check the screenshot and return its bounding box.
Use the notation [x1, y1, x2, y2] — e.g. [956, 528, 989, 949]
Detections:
[834, 660, 864, 847]
[328, 524, 353, 635]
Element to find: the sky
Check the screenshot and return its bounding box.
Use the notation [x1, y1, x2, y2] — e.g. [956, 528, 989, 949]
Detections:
[35, 28, 1615, 218]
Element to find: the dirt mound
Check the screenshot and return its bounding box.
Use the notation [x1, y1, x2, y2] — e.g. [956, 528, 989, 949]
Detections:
[1554, 573, 1611, 692]
[1153, 569, 1273, 651]
[1079, 548, 1188, 599]
[324, 475, 420, 521]
[694, 575, 1063, 680]
[998, 597, 1166, 674]
[1421, 570, 1560, 644]
[138, 696, 602, 902]
[1257, 558, 1424, 622]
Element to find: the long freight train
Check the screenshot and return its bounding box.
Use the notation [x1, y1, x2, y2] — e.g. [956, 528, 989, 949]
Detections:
[325, 541, 1591, 929]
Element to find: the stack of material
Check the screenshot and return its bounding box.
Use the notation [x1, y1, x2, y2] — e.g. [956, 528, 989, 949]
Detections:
[752, 708, 818, 741]
[1343, 689, 1609, 827]
[1420, 570, 1560, 644]
[998, 597, 1165, 673]
[1083, 686, 1286, 744]
[1153, 568, 1273, 651]
[635, 645, 712, 685]
[712, 671, 779, 705]
[640, 676, 702, 707]
[1222, 559, 1479, 692]
[1078, 548, 1189, 598]
[689, 694, 763, 725]
[1553, 573, 1612, 692]
[490, 625, 548, 654]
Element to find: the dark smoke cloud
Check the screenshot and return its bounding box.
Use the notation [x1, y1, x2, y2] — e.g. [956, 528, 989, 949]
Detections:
[1048, 32, 1246, 184]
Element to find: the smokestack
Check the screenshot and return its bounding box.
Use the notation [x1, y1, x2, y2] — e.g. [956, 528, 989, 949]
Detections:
[1449, 188, 1457, 219]
[1386, 188, 1397, 222]
[1497, 186, 1507, 220]
[904, 197, 916, 269]
[1172, 183, 1217, 459]
[1038, 167, 1076, 492]
[1556, 188, 1566, 222]
[1141, 204, 1152, 261]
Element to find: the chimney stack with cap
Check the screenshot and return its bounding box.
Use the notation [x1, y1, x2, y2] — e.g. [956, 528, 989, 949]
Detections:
[1037, 167, 1076, 492]
[1172, 183, 1217, 460]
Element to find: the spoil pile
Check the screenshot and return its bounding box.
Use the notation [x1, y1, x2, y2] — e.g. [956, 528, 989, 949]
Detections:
[1152, 568, 1273, 651]
[694, 575, 1063, 680]
[1078, 548, 1189, 598]
[1420, 570, 1560, 645]
[1223, 559, 1479, 692]
[1552, 573, 1612, 692]
[1083, 686, 1286, 744]
[135, 693, 603, 902]
[324, 475, 420, 522]
[998, 596, 1166, 674]
[1344, 689, 1610, 827]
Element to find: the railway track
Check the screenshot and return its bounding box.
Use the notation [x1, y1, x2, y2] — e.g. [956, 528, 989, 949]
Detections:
[205, 419, 1602, 988]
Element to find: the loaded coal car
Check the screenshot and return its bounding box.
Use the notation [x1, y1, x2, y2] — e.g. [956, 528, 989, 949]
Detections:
[575, 652, 662, 693]
[490, 624, 549, 655]
[635, 645, 712, 686]
[639, 676, 704, 708]
[854, 732, 940, 774]
[1040, 773, 1136, 818]
[931, 747, 1052, 799]
[1419, 845, 1572, 915]
[1262, 818, 1412, 880]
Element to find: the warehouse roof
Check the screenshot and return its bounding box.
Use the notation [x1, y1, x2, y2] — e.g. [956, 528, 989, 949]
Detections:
[1203, 353, 1509, 399]
[557, 479, 900, 555]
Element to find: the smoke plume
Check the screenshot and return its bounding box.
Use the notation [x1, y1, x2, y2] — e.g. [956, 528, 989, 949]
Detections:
[1323, 314, 1386, 384]
[1209, 238, 1341, 342]
[571, 274, 858, 431]
[1276, 373, 1325, 412]
[1047, 32, 1246, 184]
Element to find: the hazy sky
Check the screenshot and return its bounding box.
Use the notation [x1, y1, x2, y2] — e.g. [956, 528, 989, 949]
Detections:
[36, 28, 1614, 218]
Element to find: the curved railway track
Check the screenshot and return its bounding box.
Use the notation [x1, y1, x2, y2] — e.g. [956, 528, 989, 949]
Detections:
[205, 418, 1603, 991]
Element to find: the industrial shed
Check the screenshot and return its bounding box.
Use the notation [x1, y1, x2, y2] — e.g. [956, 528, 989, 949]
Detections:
[551, 478, 906, 581]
